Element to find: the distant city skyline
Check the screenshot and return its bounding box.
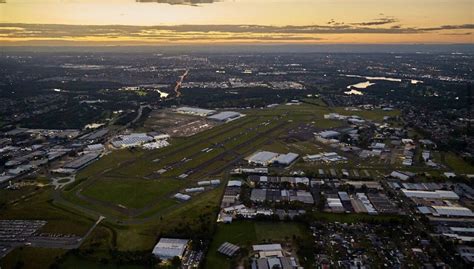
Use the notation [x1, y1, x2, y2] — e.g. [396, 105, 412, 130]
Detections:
[0, 0, 472, 45]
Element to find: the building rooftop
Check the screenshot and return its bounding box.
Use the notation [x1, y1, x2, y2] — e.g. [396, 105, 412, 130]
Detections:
[208, 111, 242, 122]
[274, 153, 299, 165]
[247, 151, 279, 165]
[217, 242, 240, 257]
[152, 238, 189, 260]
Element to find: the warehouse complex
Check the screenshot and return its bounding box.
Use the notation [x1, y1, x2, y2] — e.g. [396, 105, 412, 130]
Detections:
[152, 238, 189, 260]
[208, 111, 244, 122]
[246, 151, 299, 166]
[63, 152, 101, 172]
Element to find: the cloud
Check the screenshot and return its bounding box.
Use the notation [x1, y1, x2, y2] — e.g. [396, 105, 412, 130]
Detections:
[441, 32, 472, 36]
[135, 0, 220, 6]
[352, 17, 399, 26]
[0, 23, 472, 43]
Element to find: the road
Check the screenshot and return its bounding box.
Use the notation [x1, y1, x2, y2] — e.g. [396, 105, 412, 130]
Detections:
[174, 69, 188, 98]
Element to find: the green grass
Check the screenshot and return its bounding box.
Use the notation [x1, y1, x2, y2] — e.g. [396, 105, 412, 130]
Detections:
[81, 177, 184, 209]
[1, 188, 94, 236]
[333, 107, 400, 122]
[1, 247, 67, 269]
[60, 254, 146, 269]
[205, 221, 309, 269]
[0, 185, 43, 205]
[444, 152, 474, 174]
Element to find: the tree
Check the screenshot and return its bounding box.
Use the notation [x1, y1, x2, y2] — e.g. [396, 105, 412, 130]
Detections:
[170, 256, 181, 268]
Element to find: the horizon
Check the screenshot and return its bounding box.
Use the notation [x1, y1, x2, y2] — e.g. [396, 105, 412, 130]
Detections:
[1, 43, 474, 54]
[0, 0, 473, 45]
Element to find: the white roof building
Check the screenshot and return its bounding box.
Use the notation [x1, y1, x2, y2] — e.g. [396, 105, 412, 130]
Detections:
[152, 238, 189, 260]
[390, 171, 411, 181]
[86, 144, 105, 152]
[112, 133, 153, 148]
[185, 187, 205, 193]
[247, 151, 279, 166]
[174, 193, 191, 201]
[402, 190, 460, 200]
[274, 153, 299, 165]
[208, 111, 243, 122]
[227, 180, 242, 187]
[253, 244, 283, 252]
[432, 206, 474, 217]
[319, 130, 341, 139]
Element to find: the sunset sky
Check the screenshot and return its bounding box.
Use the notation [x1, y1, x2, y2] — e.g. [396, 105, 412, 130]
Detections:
[0, 0, 472, 45]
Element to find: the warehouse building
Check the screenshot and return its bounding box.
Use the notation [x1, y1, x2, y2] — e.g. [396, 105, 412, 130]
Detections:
[273, 153, 299, 166]
[247, 151, 280, 166]
[208, 111, 243, 122]
[318, 130, 341, 139]
[217, 242, 240, 257]
[174, 193, 191, 201]
[390, 171, 414, 181]
[111, 133, 154, 148]
[152, 238, 189, 260]
[402, 189, 460, 200]
[63, 152, 101, 171]
[185, 187, 205, 193]
[251, 189, 267, 202]
[247, 151, 299, 167]
[432, 206, 474, 217]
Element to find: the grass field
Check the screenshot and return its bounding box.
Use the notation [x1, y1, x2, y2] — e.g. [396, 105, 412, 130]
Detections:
[333, 107, 400, 122]
[81, 177, 184, 209]
[1, 247, 67, 269]
[205, 221, 310, 269]
[1, 187, 94, 235]
[65, 109, 293, 218]
[444, 152, 474, 174]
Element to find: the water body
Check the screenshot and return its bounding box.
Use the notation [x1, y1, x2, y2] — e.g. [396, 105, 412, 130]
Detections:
[346, 81, 375, 89]
[344, 89, 364, 95]
[344, 74, 424, 91]
[344, 74, 402, 82]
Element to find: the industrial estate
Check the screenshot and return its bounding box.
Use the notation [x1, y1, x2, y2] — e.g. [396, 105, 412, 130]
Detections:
[0, 48, 473, 269]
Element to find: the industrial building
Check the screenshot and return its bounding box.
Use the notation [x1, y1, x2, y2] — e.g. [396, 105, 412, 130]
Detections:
[318, 130, 341, 139]
[432, 206, 474, 217]
[303, 152, 346, 163]
[208, 111, 243, 122]
[152, 238, 189, 260]
[250, 244, 299, 269]
[250, 189, 314, 204]
[273, 153, 299, 166]
[176, 107, 216, 117]
[63, 152, 101, 171]
[247, 151, 299, 166]
[390, 171, 414, 181]
[402, 189, 460, 200]
[418, 205, 474, 217]
[111, 133, 154, 148]
[217, 242, 240, 257]
[185, 187, 205, 193]
[247, 151, 279, 166]
[174, 193, 191, 201]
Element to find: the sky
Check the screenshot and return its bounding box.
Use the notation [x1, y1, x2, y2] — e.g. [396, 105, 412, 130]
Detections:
[0, 0, 473, 45]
